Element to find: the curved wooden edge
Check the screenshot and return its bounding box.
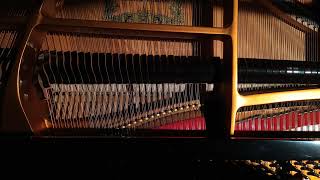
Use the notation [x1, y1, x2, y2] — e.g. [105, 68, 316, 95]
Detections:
[0, 0, 58, 133]
[15, 0, 60, 133]
[0, 16, 41, 133]
[19, 45, 50, 132]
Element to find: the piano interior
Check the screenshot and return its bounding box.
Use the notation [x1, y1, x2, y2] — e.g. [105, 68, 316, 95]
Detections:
[1, 0, 320, 178]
